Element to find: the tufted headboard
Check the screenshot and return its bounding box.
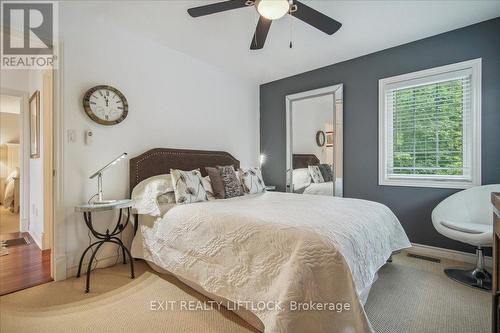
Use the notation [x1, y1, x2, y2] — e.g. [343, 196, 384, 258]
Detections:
[129, 148, 240, 194]
[292, 154, 320, 169]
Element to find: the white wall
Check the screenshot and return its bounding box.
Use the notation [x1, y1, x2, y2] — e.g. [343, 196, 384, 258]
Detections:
[59, 2, 259, 274]
[0, 107, 21, 204]
[0, 112, 20, 144]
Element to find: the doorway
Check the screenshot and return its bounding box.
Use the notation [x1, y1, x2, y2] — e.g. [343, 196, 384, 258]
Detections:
[0, 69, 54, 295]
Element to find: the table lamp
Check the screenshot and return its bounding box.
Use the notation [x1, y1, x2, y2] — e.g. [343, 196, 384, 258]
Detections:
[89, 152, 127, 204]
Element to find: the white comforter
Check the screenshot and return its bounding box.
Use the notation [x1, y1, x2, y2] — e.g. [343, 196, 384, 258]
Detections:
[137, 192, 410, 333]
[302, 181, 335, 196]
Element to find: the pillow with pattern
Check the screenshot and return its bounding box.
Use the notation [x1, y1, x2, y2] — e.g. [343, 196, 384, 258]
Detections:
[201, 175, 216, 201]
[239, 168, 266, 194]
[217, 165, 243, 198]
[170, 169, 208, 204]
[308, 165, 324, 183]
[318, 163, 334, 182]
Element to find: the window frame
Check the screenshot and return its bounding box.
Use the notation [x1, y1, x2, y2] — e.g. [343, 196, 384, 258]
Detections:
[378, 59, 482, 189]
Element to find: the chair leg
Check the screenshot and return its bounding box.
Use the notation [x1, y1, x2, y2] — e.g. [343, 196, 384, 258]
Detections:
[444, 247, 491, 291]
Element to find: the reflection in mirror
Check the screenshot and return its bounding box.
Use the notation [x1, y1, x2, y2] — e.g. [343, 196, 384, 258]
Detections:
[285, 85, 343, 196]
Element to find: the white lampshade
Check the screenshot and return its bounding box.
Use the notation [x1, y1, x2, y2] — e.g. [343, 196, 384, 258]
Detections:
[256, 0, 290, 20]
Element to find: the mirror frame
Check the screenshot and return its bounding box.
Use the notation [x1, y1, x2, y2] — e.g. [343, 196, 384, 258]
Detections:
[285, 84, 343, 195]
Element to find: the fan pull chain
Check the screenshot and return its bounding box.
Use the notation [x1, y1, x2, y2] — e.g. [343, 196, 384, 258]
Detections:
[288, 2, 297, 49]
[289, 7, 293, 48]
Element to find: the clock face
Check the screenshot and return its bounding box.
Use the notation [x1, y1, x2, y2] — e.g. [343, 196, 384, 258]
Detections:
[83, 85, 128, 125]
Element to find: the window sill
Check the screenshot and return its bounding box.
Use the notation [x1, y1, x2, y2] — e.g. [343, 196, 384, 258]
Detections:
[379, 178, 480, 190]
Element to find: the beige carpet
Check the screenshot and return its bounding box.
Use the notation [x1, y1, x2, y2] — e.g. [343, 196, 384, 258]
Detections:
[365, 254, 490, 333]
[0, 205, 19, 234]
[0, 253, 491, 333]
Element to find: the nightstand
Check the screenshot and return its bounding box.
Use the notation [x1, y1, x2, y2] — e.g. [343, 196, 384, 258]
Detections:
[75, 199, 135, 292]
[265, 185, 277, 191]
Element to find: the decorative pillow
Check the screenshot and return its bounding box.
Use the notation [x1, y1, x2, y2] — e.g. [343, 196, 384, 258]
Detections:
[217, 165, 243, 198]
[131, 174, 174, 216]
[205, 167, 225, 199]
[170, 169, 208, 204]
[292, 168, 312, 192]
[308, 165, 324, 183]
[201, 175, 216, 200]
[318, 163, 334, 182]
[239, 168, 266, 194]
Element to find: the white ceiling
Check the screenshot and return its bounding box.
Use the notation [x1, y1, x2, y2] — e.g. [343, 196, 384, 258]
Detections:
[85, 1, 500, 84]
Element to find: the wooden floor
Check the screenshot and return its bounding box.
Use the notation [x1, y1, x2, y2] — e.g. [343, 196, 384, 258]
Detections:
[0, 232, 52, 296]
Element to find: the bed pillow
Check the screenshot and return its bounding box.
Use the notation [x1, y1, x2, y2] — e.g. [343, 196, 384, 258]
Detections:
[205, 167, 225, 199]
[131, 174, 174, 216]
[308, 165, 324, 183]
[157, 192, 176, 204]
[201, 175, 216, 200]
[217, 165, 243, 198]
[292, 168, 312, 191]
[318, 164, 334, 182]
[240, 168, 266, 194]
[170, 169, 208, 204]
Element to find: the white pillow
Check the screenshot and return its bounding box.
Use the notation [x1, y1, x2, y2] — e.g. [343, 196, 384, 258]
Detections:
[131, 174, 174, 216]
[239, 168, 266, 194]
[292, 168, 312, 191]
[201, 175, 216, 201]
[171, 169, 208, 204]
[308, 165, 324, 183]
[6, 168, 19, 182]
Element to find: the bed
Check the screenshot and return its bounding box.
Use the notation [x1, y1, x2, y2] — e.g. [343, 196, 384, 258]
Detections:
[2, 169, 19, 213]
[292, 154, 341, 196]
[130, 148, 410, 333]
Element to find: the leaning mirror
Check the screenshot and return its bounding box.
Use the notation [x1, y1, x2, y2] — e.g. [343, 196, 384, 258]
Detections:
[285, 84, 343, 197]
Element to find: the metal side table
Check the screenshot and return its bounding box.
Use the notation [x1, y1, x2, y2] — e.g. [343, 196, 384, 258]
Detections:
[75, 199, 135, 292]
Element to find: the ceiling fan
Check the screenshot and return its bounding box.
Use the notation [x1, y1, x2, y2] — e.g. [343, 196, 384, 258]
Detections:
[187, 0, 342, 50]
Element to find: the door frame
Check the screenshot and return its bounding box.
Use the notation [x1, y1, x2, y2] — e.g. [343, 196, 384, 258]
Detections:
[52, 41, 66, 281]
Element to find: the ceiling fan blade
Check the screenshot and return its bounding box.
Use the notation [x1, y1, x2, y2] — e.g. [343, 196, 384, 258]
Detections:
[250, 16, 272, 50]
[292, 0, 342, 35]
[188, 0, 250, 18]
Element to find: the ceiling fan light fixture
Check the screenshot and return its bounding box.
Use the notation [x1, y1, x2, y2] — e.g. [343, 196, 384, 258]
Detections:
[256, 0, 290, 20]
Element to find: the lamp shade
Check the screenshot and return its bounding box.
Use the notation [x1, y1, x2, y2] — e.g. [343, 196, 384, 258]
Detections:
[256, 0, 289, 20]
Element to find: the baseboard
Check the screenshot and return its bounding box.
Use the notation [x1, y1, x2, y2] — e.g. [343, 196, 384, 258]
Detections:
[408, 243, 492, 268]
[54, 254, 67, 281]
[66, 254, 122, 278]
[28, 229, 43, 250]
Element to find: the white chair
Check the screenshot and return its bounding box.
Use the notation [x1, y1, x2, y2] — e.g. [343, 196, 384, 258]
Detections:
[432, 184, 500, 291]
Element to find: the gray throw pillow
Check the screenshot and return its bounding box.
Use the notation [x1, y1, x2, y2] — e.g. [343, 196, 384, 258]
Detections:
[217, 165, 243, 198]
[205, 167, 225, 199]
[318, 164, 334, 182]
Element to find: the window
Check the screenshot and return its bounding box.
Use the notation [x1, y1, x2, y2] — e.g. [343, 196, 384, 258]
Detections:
[379, 59, 481, 189]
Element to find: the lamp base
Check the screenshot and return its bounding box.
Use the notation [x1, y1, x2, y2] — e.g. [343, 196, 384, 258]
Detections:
[93, 199, 117, 205]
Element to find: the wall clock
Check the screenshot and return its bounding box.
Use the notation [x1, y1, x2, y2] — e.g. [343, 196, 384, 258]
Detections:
[316, 130, 326, 147]
[83, 85, 128, 125]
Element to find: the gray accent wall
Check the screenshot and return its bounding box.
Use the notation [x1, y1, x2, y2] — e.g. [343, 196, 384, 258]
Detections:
[260, 17, 500, 253]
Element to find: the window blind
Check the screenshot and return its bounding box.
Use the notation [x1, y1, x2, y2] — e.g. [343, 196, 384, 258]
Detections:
[385, 75, 472, 179]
